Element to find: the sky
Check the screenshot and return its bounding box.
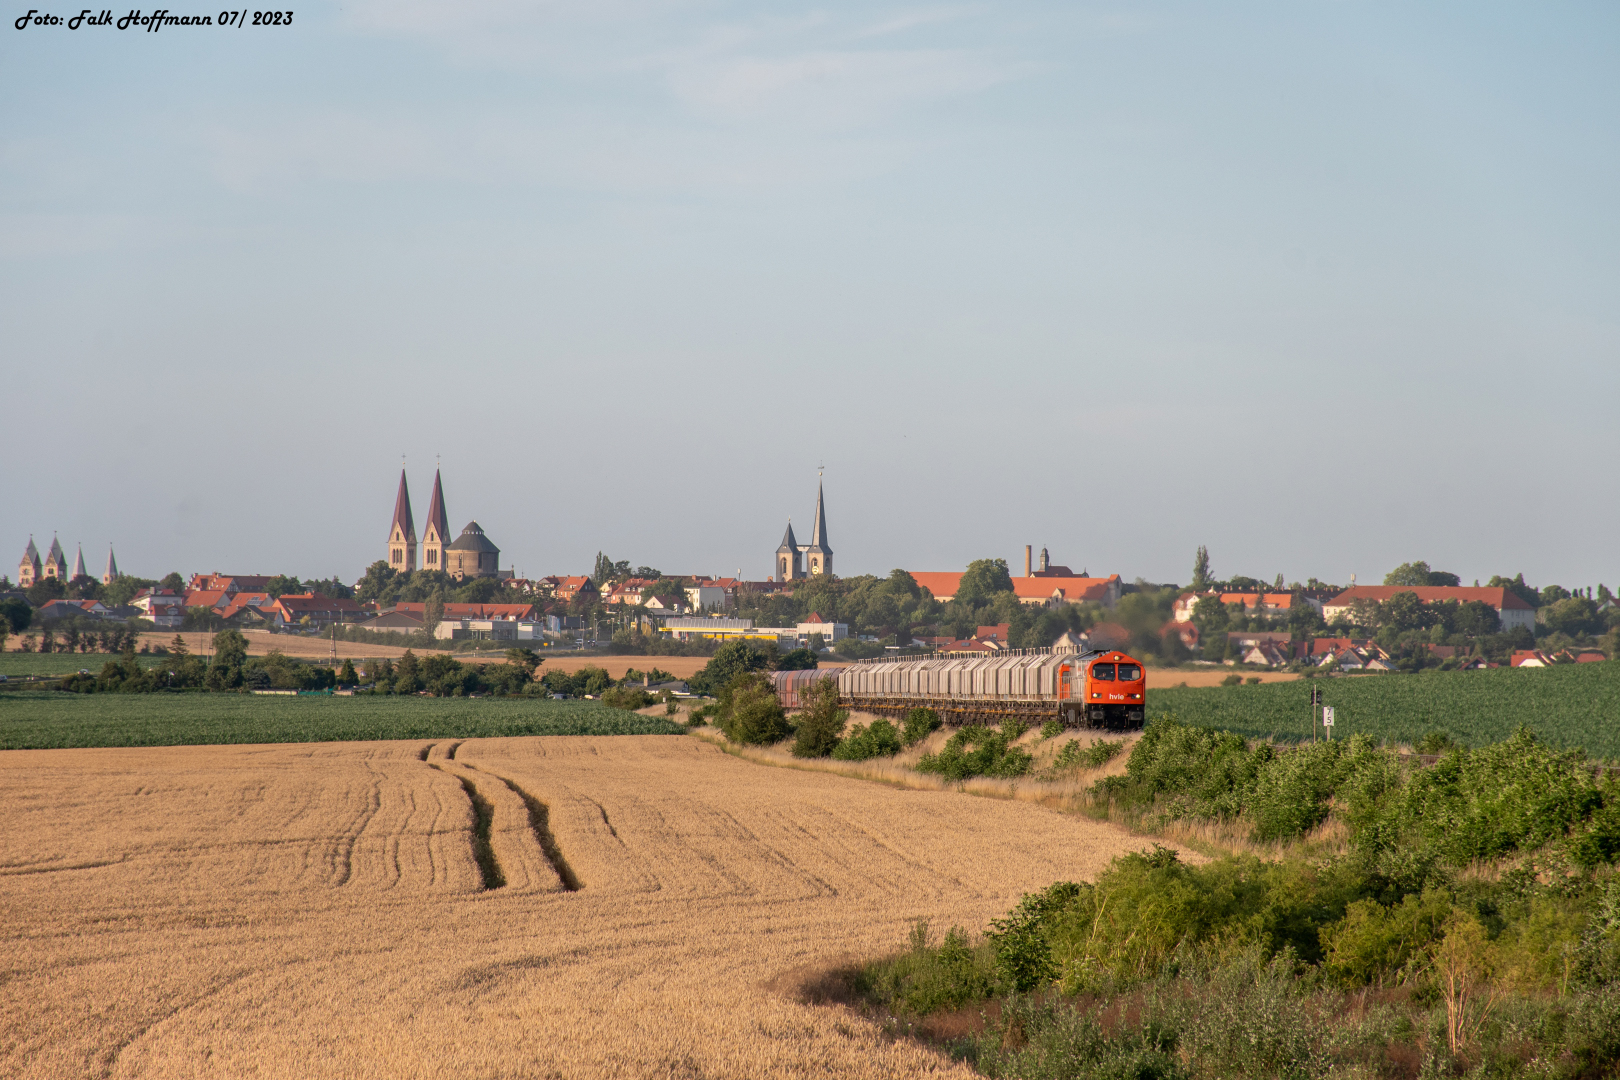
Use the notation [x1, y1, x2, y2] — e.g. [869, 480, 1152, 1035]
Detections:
[3, 1, 1617, 591]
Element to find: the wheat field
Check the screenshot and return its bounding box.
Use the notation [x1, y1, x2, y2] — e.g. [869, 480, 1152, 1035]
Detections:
[0, 734, 1162, 1079]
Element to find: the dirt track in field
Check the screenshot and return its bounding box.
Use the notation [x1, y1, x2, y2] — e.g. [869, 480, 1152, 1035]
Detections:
[0, 735, 1162, 1079]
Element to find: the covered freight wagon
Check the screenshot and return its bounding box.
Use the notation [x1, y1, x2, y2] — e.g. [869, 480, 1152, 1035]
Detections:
[774, 647, 1145, 730]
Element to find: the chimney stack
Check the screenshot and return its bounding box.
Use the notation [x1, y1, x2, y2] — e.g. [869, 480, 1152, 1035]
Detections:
[1025, 545, 1032, 578]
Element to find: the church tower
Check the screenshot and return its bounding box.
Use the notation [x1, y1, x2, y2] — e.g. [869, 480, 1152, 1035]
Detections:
[43, 535, 67, 581]
[71, 544, 87, 581]
[776, 521, 802, 581]
[387, 469, 418, 573]
[800, 478, 833, 577]
[103, 546, 120, 586]
[421, 469, 450, 573]
[18, 537, 41, 587]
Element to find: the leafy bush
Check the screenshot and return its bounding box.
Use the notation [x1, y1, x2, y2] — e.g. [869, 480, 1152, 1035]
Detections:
[717, 672, 790, 745]
[854, 921, 999, 1015]
[916, 722, 1032, 781]
[791, 677, 847, 758]
[600, 685, 654, 711]
[688, 641, 771, 697]
[1052, 738, 1125, 772]
[832, 719, 902, 760]
[900, 707, 941, 747]
[1093, 714, 1270, 820]
[1039, 719, 1065, 740]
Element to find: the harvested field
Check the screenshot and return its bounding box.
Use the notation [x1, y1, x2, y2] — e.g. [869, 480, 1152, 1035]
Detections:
[0, 735, 1163, 1079]
[1146, 667, 1299, 687]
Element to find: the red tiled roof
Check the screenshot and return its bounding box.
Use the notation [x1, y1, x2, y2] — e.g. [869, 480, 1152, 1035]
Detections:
[183, 589, 229, 609]
[391, 602, 536, 621]
[907, 572, 1120, 604]
[1326, 586, 1533, 611]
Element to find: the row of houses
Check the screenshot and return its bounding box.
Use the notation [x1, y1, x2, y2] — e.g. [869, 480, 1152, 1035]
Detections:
[1172, 585, 1539, 633]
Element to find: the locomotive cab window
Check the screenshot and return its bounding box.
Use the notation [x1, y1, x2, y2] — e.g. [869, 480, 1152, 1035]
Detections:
[1090, 663, 1116, 681]
[1117, 665, 1142, 682]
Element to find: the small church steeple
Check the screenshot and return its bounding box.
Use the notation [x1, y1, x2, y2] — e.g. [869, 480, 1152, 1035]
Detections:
[103, 546, 120, 586]
[71, 544, 87, 581]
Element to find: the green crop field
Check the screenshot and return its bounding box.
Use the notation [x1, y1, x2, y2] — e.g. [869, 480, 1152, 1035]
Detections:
[0, 692, 684, 750]
[0, 653, 165, 678]
[1148, 661, 1620, 759]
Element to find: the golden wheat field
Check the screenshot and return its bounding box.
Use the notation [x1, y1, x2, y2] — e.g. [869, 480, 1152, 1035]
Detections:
[0, 734, 1165, 1079]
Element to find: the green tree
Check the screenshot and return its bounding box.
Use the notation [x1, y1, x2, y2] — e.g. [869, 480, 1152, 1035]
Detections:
[355, 561, 399, 602]
[66, 574, 102, 601]
[957, 558, 1014, 606]
[718, 672, 790, 745]
[1488, 574, 1541, 609]
[689, 640, 772, 696]
[1191, 594, 1230, 657]
[1191, 546, 1212, 591]
[0, 597, 32, 635]
[1381, 591, 1433, 632]
[159, 572, 185, 593]
[338, 658, 358, 685]
[101, 575, 157, 608]
[394, 649, 421, 694]
[504, 647, 541, 676]
[264, 575, 302, 599]
[791, 676, 846, 757]
[423, 591, 445, 639]
[884, 569, 920, 598]
[206, 629, 248, 689]
[1543, 595, 1600, 636]
[25, 577, 65, 606]
[1384, 562, 1433, 587]
[777, 648, 818, 671]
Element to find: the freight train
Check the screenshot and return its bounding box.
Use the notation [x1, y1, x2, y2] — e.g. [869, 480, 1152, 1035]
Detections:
[771, 647, 1147, 730]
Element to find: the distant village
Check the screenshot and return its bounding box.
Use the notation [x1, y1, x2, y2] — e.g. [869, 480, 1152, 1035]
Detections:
[4, 469, 1616, 672]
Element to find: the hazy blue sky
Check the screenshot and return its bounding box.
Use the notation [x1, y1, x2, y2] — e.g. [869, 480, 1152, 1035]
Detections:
[4, 2, 1616, 590]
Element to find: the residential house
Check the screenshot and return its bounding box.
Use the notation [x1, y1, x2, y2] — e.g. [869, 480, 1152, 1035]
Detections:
[976, 624, 1012, 647]
[130, 588, 184, 616]
[907, 571, 1123, 608]
[37, 598, 113, 621]
[544, 576, 599, 605]
[1240, 642, 1291, 667]
[1323, 586, 1536, 632]
[189, 574, 274, 595]
[271, 593, 368, 629]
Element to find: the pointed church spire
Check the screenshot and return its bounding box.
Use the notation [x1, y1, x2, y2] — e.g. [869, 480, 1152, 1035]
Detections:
[104, 546, 119, 586]
[777, 520, 799, 552]
[809, 479, 830, 552]
[72, 544, 87, 580]
[388, 469, 418, 572]
[425, 469, 449, 544]
[391, 469, 416, 539]
[802, 474, 832, 576]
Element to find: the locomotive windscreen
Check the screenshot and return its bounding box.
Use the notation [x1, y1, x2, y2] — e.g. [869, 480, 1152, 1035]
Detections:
[1091, 663, 1116, 680]
[1117, 664, 1142, 681]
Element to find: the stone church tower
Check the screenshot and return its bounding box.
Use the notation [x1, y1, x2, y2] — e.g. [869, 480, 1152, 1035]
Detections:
[776, 521, 802, 581]
[773, 478, 834, 580]
[42, 536, 67, 581]
[420, 470, 451, 573]
[17, 537, 41, 587]
[801, 480, 833, 577]
[388, 469, 418, 573]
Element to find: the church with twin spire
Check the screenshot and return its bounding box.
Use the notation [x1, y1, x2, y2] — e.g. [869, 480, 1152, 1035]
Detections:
[386, 468, 504, 581]
[774, 479, 833, 581]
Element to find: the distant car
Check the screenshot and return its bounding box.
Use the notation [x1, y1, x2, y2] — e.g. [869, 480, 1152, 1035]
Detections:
[79, 669, 90, 675]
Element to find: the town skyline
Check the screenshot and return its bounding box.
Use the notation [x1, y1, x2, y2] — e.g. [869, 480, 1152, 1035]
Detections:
[6, 3, 1617, 586]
